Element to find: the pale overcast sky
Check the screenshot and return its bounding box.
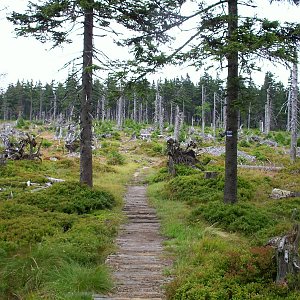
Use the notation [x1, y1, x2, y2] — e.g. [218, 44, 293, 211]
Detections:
[0, 0, 300, 89]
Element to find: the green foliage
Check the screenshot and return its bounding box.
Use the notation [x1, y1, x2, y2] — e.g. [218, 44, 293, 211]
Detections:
[41, 139, 53, 148]
[123, 118, 143, 135]
[267, 131, 290, 146]
[16, 117, 25, 128]
[0, 202, 76, 250]
[148, 166, 170, 183]
[165, 173, 253, 205]
[253, 150, 267, 161]
[239, 139, 251, 148]
[136, 141, 165, 157]
[106, 150, 126, 165]
[148, 175, 298, 300]
[0, 216, 114, 298]
[15, 182, 116, 214]
[165, 174, 223, 204]
[190, 201, 276, 236]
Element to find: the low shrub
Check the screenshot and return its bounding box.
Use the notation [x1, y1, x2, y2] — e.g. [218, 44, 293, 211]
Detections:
[106, 150, 125, 165]
[190, 201, 276, 236]
[16, 181, 116, 214]
[41, 139, 53, 148]
[0, 202, 76, 249]
[165, 174, 253, 204]
[136, 141, 165, 157]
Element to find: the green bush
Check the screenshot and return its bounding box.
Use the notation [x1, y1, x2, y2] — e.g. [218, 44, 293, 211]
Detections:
[148, 167, 170, 183]
[165, 174, 253, 205]
[190, 201, 276, 236]
[137, 141, 165, 157]
[253, 150, 267, 162]
[165, 174, 224, 204]
[16, 117, 26, 128]
[16, 182, 116, 214]
[106, 150, 125, 165]
[239, 139, 251, 147]
[274, 132, 289, 146]
[42, 139, 53, 148]
[0, 202, 76, 249]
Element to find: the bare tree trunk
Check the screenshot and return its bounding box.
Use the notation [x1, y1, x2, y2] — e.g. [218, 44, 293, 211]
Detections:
[158, 93, 164, 134]
[170, 102, 173, 126]
[247, 102, 251, 130]
[265, 87, 271, 134]
[3, 95, 7, 121]
[117, 94, 123, 129]
[96, 97, 100, 120]
[154, 84, 159, 127]
[287, 86, 291, 131]
[290, 61, 298, 163]
[80, 6, 93, 187]
[174, 105, 180, 141]
[101, 95, 106, 122]
[213, 92, 216, 139]
[133, 92, 137, 122]
[145, 102, 148, 124]
[202, 85, 205, 135]
[224, 0, 238, 204]
[39, 89, 43, 121]
[52, 90, 57, 122]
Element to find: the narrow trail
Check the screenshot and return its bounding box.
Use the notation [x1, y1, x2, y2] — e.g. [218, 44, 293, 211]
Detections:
[94, 168, 171, 300]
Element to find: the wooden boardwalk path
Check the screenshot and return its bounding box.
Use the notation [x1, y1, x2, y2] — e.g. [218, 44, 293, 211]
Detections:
[94, 170, 170, 300]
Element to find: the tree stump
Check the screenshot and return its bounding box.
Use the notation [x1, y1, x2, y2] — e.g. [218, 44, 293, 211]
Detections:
[267, 223, 300, 284]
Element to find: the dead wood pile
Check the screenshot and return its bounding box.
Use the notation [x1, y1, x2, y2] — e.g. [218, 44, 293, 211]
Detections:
[167, 138, 199, 176]
[1, 132, 42, 161]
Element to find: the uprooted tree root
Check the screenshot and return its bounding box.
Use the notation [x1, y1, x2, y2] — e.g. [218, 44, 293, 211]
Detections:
[2, 133, 42, 161]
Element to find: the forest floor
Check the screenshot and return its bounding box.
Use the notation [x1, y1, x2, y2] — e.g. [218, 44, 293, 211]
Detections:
[94, 167, 171, 300]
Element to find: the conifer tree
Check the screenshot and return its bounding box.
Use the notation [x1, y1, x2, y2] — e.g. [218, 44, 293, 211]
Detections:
[8, 0, 183, 186]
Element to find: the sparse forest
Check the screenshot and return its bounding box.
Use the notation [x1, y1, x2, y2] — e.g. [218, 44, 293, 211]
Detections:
[0, 72, 294, 132]
[0, 0, 300, 299]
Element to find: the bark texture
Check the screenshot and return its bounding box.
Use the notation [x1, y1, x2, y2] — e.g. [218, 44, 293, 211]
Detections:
[224, 0, 238, 204]
[80, 6, 93, 187]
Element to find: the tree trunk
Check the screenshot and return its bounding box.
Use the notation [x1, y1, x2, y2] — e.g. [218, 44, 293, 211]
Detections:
[29, 85, 33, 122]
[39, 90, 43, 121]
[52, 90, 57, 122]
[117, 92, 123, 129]
[213, 92, 216, 139]
[224, 0, 238, 204]
[287, 86, 291, 131]
[247, 102, 251, 130]
[202, 85, 205, 135]
[96, 97, 100, 120]
[264, 87, 271, 134]
[133, 92, 137, 122]
[290, 61, 298, 163]
[101, 95, 105, 122]
[174, 105, 180, 141]
[80, 5, 93, 187]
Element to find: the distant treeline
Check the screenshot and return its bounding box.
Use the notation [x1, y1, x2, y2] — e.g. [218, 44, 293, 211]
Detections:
[0, 71, 293, 131]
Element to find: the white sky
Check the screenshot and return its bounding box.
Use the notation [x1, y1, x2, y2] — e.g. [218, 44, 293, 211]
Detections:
[0, 0, 300, 90]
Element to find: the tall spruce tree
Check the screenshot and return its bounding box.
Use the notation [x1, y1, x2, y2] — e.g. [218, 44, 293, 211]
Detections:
[126, 0, 300, 203]
[8, 0, 183, 186]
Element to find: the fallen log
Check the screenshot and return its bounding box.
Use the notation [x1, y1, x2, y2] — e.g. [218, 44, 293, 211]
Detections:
[238, 165, 283, 171]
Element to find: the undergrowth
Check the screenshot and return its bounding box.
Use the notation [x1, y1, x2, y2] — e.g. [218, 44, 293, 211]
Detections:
[0, 148, 134, 299]
[147, 154, 300, 299]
